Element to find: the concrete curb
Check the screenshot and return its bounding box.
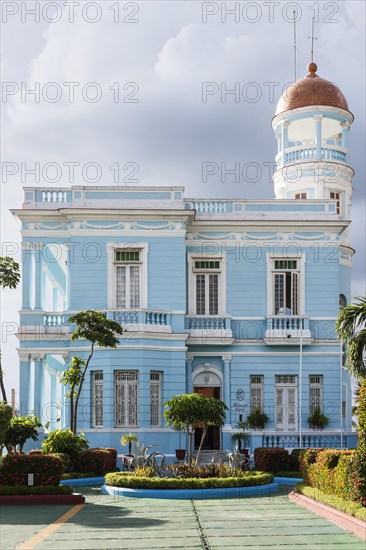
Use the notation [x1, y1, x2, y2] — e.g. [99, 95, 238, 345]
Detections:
[289, 490, 366, 540]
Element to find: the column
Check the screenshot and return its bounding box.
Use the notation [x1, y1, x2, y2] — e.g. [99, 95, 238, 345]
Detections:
[33, 355, 45, 421]
[222, 355, 232, 426]
[19, 355, 31, 416]
[341, 122, 349, 150]
[65, 243, 72, 310]
[21, 244, 33, 310]
[60, 354, 68, 429]
[49, 370, 58, 429]
[314, 115, 323, 160]
[34, 244, 43, 310]
[186, 355, 194, 393]
[52, 285, 59, 311]
[42, 265, 48, 310]
[28, 357, 34, 414]
[281, 120, 289, 158]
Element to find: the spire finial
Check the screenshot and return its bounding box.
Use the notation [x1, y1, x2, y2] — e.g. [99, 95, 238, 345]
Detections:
[308, 17, 317, 64]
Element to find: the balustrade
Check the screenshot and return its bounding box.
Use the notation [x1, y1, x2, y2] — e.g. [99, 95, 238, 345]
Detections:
[262, 433, 346, 449]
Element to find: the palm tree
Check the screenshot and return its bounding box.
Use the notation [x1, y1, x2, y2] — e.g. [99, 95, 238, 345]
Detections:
[121, 433, 138, 456]
[336, 296, 366, 378]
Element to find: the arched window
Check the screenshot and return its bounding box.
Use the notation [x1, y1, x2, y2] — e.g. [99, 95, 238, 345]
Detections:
[339, 294, 347, 309]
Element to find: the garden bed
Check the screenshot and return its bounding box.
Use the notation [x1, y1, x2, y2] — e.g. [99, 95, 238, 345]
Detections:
[290, 486, 366, 540]
[103, 471, 277, 499]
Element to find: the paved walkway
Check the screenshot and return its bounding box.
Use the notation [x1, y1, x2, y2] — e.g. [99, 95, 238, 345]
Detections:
[1, 487, 365, 549]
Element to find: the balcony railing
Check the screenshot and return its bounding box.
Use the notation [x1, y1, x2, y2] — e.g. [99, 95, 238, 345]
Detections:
[185, 316, 231, 330]
[267, 315, 308, 331]
[109, 310, 170, 327]
[44, 314, 66, 327]
[262, 433, 350, 449]
[276, 144, 347, 167]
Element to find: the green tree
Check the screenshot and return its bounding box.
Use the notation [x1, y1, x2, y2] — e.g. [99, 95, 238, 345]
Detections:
[352, 379, 366, 506]
[164, 393, 227, 465]
[0, 401, 13, 450]
[4, 415, 42, 453]
[0, 256, 21, 403]
[67, 310, 123, 434]
[336, 296, 366, 378]
[60, 356, 84, 431]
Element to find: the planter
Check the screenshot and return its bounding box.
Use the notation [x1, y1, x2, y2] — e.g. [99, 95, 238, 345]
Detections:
[175, 449, 186, 460]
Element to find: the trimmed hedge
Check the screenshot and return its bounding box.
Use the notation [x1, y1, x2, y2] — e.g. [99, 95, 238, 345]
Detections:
[0, 454, 63, 486]
[275, 471, 302, 478]
[79, 448, 117, 476]
[299, 448, 325, 483]
[289, 449, 303, 472]
[61, 472, 97, 480]
[254, 447, 290, 473]
[0, 485, 73, 496]
[296, 483, 366, 522]
[105, 471, 273, 490]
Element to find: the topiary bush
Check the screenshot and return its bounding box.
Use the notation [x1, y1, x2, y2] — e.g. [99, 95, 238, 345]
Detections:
[254, 447, 290, 473]
[0, 454, 63, 486]
[4, 415, 42, 453]
[79, 448, 117, 476]
[41, 429, 89, 470]
[0, 485, 73, 496]
[0, 402, 13, 448]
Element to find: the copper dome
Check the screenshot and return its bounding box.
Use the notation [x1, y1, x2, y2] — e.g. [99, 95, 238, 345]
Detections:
[275, 63, 349, 115]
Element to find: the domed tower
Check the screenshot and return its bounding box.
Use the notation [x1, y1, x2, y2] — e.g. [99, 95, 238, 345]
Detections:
[272, 63, 354, 246]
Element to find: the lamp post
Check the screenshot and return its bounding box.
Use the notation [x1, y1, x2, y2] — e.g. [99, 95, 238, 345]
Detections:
[340, 341, 343, 449]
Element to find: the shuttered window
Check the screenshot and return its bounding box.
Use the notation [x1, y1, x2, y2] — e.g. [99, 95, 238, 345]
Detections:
[150, 372, 162, 427]
[114, 371, 138, 427]
[92, 371, 103, 428]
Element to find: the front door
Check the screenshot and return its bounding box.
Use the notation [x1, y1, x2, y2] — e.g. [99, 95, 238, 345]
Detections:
[276, 384, 297, 431]
[194, 386, 221, 450]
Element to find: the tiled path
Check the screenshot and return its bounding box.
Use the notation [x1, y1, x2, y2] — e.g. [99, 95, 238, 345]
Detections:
[1, 487, 365, 549]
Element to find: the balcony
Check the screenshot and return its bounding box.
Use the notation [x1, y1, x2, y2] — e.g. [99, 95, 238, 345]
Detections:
[185, 316, 234, 345]
[264, 315, 312, 345]
[108, 310, 171, 332]
[276, 144, 347, 168]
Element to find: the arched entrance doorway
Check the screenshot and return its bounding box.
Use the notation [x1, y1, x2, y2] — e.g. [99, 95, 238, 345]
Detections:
[192, 366, 222, 451]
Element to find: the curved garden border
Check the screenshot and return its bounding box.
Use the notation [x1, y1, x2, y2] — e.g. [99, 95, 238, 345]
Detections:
[102, 482, 279, 499]
[60, 477, 105, 486]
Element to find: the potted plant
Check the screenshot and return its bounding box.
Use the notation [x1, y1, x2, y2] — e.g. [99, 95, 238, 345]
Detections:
[232, 421, 250, 456]
[247, 408, 269, 430]
[120, 433, 138, 468]
[307, 408, 329, 430]
[175, 429, 186, 460]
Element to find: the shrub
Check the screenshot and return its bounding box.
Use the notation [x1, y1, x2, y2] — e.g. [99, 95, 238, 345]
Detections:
[289, 449, 303, 472]
[308, 450, 354, 495]
[0, 454, 63, 486]
[254, 447, 290, 473]
[0, 485, 73, 496]
[171, 463, 242, 479]
[299, 448, 324, 483]
[352, 379, 366, 507]
[296, 483, 366, 521]
[105, 471, 273, 490]
[4, 415, 42, 453]
[42, 430, 89, 469]
[61, 472, 96, 480]
[79, 448, 117, 476]
[275, 471, 302, 478]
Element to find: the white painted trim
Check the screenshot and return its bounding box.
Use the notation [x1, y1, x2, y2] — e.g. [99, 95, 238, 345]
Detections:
[266, 252, 305, 315]
[187, 252, 226, 315]
[192, 363, 223, 387]
[107, 242, 148, 310]
[21, 230, 187, 238]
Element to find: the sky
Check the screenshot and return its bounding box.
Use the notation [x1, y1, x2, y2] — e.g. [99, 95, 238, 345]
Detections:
[1, 0, 365, 399]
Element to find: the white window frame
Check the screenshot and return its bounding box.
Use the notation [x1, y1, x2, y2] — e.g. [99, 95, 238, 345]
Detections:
[294, 192, 307, 199]
[150, 371, 162, 427]
[266, 253, 305, 316]
[188, 253, 226, 315]
[329, 190, 342, 215]
[250, 375, 264, 414]
[107, 242, 148, 309]
[309, 375, 323, 414]
[92, 371, 103, 428]
[114, 370, 139, 428]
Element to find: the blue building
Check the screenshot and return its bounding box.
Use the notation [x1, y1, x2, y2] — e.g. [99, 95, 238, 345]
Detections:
[13, 63, 357, 453]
